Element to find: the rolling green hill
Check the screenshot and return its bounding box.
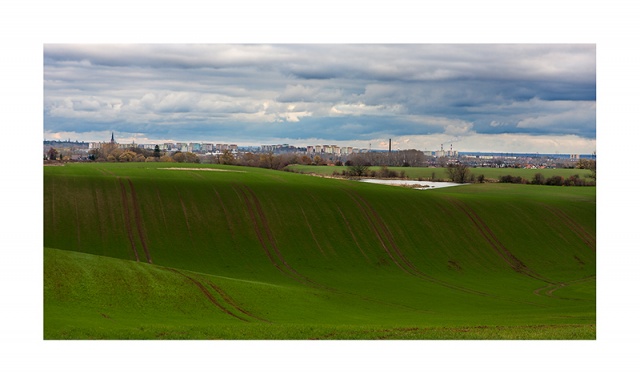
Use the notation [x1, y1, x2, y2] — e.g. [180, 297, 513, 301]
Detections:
[43, 162, 596, 339]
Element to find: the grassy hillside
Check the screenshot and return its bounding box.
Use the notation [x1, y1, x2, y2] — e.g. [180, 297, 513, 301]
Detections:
[43, 162, 596, 339]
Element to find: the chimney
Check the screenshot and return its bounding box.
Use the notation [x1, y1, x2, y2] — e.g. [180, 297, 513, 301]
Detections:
[389, 139, 392, 153]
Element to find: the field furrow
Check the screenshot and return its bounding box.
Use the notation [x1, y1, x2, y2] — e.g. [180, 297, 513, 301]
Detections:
[448, 198, 551, 283]
[117, 177, 139, 262]
[544, 205, 596, 252]
[128, 179, 152, 264]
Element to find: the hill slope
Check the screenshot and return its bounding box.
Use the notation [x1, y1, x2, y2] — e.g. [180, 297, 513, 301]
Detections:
[43, 163, 596, 339]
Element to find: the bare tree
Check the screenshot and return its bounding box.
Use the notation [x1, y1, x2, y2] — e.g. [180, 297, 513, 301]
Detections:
[446, 163, 471, 183]
[347, 155, 370, 177]
[47, 148, 58, 161]
[219, 150, 235, 165]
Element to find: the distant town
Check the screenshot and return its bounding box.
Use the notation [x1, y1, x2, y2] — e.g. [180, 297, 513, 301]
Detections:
[44, 133, 595, 170]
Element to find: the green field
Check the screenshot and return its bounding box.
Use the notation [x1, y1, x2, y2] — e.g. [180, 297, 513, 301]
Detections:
[286, 164, 592, 181]
[43, 162, 596, 339]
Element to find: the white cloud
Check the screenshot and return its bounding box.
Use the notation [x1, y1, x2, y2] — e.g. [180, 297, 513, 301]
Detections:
[330, 103, 406, 116]
[516, 106, 595, 128]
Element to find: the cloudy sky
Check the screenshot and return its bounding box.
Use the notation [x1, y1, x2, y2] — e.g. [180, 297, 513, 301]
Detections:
[44, 44, 596, 153]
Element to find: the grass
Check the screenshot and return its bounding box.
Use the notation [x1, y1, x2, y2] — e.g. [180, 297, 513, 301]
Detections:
[285, 164, 593, 182]
[43, 162, 596, 339]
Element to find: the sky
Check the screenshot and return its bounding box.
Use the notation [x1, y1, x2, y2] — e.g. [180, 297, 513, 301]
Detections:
[43, 44, 596, 154]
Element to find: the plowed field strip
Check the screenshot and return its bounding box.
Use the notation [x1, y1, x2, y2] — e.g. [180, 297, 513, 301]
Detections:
[448, 198, 550, 283]
[207, 282, 270, 323]
[128, 179, 152, 264]
[543, 205, 595, 252]
[117, 177, 139, 262]
[166, 268, 248, 322]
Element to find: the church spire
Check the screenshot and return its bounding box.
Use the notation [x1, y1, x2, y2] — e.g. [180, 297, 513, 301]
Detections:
[110, 132, 115, 144]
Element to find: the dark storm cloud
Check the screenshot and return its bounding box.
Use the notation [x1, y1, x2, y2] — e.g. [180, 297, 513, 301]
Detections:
[43, 44, 596, 151]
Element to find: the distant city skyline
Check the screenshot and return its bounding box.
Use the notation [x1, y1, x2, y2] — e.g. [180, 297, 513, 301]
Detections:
[44, 44, 596, 154]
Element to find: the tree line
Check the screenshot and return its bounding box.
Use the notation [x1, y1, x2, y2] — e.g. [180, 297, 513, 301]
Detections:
[51, 144, 596, 187]
[499, 173, 595, 186]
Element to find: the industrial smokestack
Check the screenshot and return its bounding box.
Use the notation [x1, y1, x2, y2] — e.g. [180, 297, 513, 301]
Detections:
[389, 139, 391, 153]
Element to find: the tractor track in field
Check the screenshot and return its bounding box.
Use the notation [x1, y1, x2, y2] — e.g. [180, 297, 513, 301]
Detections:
[343, 189, 409, 274]
[244, 184, 327, 288]
[117, 177, 139, 262]
[153, 185, 168, 230]
[232, 184, 324, 289]
[299, 206, 328, 259]
[177, 191, 193, 241]
[232, 185, 289, 274]
[352, 192, 418, 272]
[346, 188, 440, 278]
[165, 268, 249, 322]
[96, 168, 109, 176]
[213, 187, 235, 238]
[188, 171, 206, 180]
[447, 198, 551, 284]
[50, 177, 56, 233]
[341, 189, 539, 303]
[533, 283, 582, 301]
[91, 184, 106, 248]
[128, 179, 152, 264]
[74, 194, 81, 249]
[533, 275, 595, 300]
[336, 206, 372, 263]
[207, 282, 270, 323]
[98, 168, 116, 176]
[542, 205, 595, 253]
[227, 185, 489, 311]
